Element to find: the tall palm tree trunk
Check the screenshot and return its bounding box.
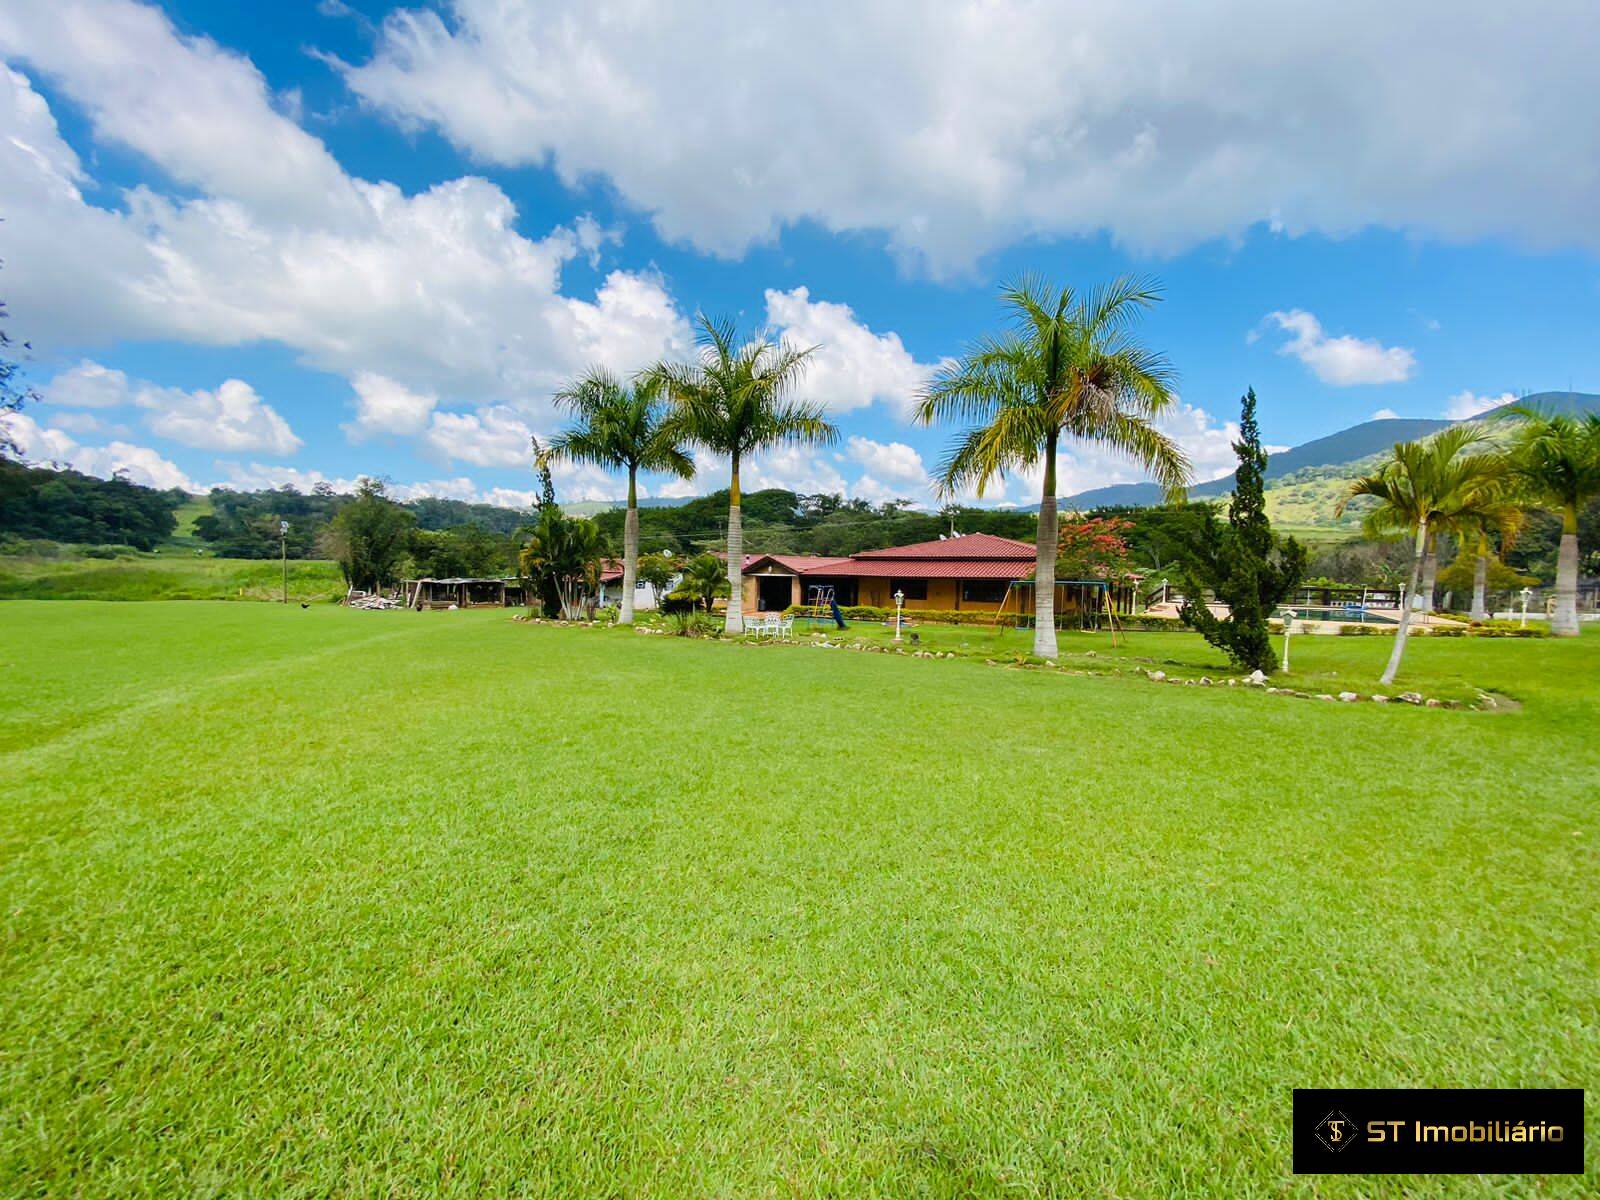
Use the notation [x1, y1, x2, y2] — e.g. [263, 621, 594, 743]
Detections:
[1381, 517, 1428, 686]
[1469, 531, 1489, 620]
[724, 458, 744, 635]
[1552, 509, 1579, 637]
[620, 468, 639, 625]
[1419, 532, 1438, 616]
[1032, 434, 1059, 659]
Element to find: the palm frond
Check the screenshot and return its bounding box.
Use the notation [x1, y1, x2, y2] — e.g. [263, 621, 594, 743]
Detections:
[933, 405, 1050, 499]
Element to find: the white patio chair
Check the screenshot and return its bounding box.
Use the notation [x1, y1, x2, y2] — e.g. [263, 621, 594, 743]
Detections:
[744, 614, 767, 637]
[777, 614, 794, 641]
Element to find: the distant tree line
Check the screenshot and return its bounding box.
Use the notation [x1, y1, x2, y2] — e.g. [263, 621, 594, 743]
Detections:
[590, 488, 1044, 558]
[192, 485, 528, 559]
[0, 458, 184, 550]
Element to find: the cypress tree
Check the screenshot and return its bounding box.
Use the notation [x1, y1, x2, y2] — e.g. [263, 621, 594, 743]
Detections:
[1178, 388, 1306, 672]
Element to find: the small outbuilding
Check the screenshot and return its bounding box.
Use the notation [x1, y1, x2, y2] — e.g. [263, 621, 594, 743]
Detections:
[404, 577, 527, 610]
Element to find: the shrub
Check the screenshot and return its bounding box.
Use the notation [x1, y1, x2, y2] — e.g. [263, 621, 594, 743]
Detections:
[667, 611, 721, 638]
[659, 590, 697, 614]
[0, 537, 66, 557]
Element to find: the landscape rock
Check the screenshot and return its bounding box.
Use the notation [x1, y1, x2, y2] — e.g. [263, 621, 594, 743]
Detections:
[1371, 694, 1389, 703]
[1315, 693, 1335, 701]
[1398, 692, 1424, 705]
[1147, 670, 1166, 681]
[1338, 691, 1360, 702]
[1246, 669, 1268, 686]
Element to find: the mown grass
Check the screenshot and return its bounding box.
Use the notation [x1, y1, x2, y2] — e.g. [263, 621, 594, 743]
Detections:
[0, 552, 345, 601]
[753, 615, 1528, 703]
[2, 602, 1595, 1196]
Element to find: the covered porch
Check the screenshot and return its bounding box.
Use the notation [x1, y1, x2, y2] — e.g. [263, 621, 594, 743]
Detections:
[404, 577, 527, 610]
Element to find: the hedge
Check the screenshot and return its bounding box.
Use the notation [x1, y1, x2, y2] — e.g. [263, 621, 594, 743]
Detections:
[784, 604, 1025, 627]
[783, 604, 1186, 631]
[1337, 621, 1547, 638]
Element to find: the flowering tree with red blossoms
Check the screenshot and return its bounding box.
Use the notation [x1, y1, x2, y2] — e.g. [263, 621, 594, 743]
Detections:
[1055, 516, 1136, 581]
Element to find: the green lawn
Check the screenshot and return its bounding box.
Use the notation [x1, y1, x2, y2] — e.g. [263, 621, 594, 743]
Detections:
[2, 602, 1595, 1196]
[772, 615, 1525, 705]
[0, 551, 346, 602]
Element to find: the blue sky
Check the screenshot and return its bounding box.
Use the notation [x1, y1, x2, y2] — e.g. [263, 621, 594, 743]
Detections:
[2, 0, 1597, 508]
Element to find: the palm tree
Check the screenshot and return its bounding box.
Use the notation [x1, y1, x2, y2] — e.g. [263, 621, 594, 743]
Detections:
[649, 315, 837, 634]
[677, 552, 731, 613]
[1456, 491, 1523, 621]
[542, 369, 694, 624]
[1504, 408, 1600, 637]
[915, 275, 1190, 659]
[519, 506, 610, 620]
[1341, 426, 1502, 683]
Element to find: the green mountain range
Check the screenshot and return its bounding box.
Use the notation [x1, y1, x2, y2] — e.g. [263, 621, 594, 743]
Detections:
[1057, 391, 1600, 526]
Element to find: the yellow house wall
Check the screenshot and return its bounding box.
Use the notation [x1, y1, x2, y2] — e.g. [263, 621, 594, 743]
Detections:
[777, 573, 1133, 618]
[855, 577, 1028, 613]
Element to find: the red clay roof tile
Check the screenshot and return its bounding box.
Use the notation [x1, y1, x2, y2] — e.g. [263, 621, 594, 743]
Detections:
[848, 531, 1036, 559]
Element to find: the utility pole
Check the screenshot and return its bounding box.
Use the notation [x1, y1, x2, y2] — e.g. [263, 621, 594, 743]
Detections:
[280, 519, 289, 603]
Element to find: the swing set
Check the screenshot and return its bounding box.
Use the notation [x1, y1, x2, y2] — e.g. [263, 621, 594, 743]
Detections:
[992, 578, 1124, 647]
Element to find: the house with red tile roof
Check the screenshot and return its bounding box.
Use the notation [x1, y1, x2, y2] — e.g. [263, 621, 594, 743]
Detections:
[741, 532, 1138, 622]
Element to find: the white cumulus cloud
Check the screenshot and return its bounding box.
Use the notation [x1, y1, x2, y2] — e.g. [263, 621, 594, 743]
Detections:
[844, 436, 930, 501]
[0, 2, 691, 417]
[40, 360, 301, 455]
[1260, 310, 1417, 386]
[1, 409, 197, 490]
[42, 360, 132, 408]
[1444, 390, 1516, 420]
[343, 372, 438, 441]
[764, 288, 933, 416]
[139, 378, 302, 455]
[335, 0, 1600, 273]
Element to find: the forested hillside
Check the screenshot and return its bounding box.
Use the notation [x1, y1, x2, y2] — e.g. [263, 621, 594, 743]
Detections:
[0, 458, 185, 549]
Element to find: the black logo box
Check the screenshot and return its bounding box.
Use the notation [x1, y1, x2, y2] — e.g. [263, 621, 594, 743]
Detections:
[1293, 1088, 1584, 1175]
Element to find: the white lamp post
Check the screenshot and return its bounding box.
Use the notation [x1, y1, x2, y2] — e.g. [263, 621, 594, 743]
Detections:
[1520, 586, 1532, 628]
[279, 519, 289, 604]
[893, 589, 905, 641]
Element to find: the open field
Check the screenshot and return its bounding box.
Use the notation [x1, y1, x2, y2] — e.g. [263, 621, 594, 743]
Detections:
[2, 602, 1596, 1196]
[0, 552, 345, 602]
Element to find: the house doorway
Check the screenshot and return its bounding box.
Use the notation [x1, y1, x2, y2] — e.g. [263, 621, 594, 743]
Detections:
[757, 575, 794, 612]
